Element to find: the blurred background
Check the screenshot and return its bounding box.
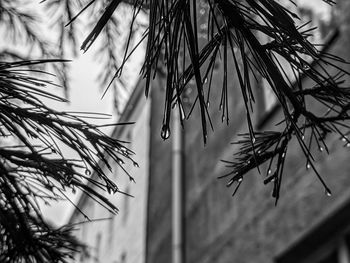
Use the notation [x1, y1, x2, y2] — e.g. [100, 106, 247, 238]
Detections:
[2, 1, 350, 263]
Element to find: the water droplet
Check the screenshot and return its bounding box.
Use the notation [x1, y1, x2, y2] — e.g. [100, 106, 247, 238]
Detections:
[306, 163, 311, 170]
[180, 106, 186, 120]
[133, 162, 139, 168]
[206, 101, 210, 108]
[238, 177, 243, 182]
[319, 146, 324, 152]
[303, 64, 310, 71]
[66, 177, 72, 184]
[204, 77, 208, 83]
[85, 169, 91, 176]
[268, 169, 272, 174]
[120, 146, 127, 153]
[118, 159, 125, 165]
[282, 152, 286, 158]
[226, 179, 234, 187]
[222, 115, 225, 122]
[252, 137, 256, 143]
[342, 136, 347, 142]
[325, 188, 332, 197]
[161, 125, 171, 140]
[302, 135, 305, 140]
[346, 143, 350, 148]
[219, 104, 223, 110]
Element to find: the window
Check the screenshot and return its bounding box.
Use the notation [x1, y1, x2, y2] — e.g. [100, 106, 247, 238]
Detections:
[338, 238, 350, 263]
[278, 237, 350, 263]
[275, 200, 350, 263]
[319, 250, 338, 263]
[312, 238, 350, 263]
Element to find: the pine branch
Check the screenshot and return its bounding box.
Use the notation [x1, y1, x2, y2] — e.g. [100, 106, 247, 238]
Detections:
[0, 59, 136, 262]
[66, 0, 350, 202]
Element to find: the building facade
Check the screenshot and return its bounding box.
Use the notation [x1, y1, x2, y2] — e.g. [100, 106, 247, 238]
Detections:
[146, 1, 350, 263]
[69, 1, 350, 263]
[68, 79, 150, 263]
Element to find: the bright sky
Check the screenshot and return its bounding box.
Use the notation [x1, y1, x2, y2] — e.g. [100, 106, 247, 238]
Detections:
[41, 51, 119, 226]
[40, 12, 146, 225]
[0, 2, 146, 226]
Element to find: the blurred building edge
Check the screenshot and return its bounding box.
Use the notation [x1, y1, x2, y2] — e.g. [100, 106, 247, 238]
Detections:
[68, 77, 150, 263]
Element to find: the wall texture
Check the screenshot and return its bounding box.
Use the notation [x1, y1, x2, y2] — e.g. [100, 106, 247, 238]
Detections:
[69, 83, 150, 263]
[146, 2, 350, 263]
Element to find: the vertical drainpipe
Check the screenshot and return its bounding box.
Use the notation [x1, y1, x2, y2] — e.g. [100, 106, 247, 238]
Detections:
[172, 106, 185, 263]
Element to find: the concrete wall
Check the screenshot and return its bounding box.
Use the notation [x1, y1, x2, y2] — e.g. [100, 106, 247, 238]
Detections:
[69, 92, 150, 263]
[146, 2, 350, 263]
[145, 76, 173, 262]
